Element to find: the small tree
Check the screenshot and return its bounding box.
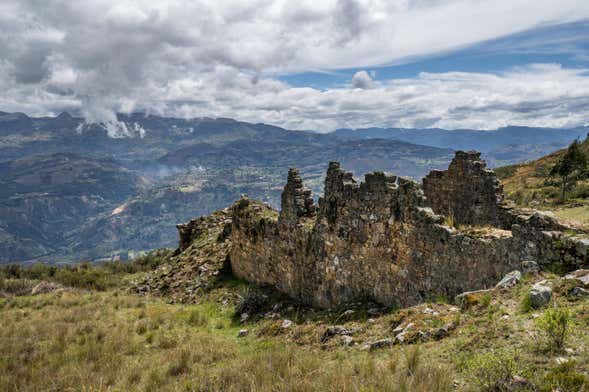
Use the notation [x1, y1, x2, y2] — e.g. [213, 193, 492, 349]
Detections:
[550, 140, 587, 202]
[536, 307, 571, 351]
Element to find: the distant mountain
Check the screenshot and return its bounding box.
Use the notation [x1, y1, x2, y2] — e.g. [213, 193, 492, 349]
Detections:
[2, 110, 585, 263]
[0, 111, 454, 263]
[333, 126, 589, 166]
[0, 153, 151, 262]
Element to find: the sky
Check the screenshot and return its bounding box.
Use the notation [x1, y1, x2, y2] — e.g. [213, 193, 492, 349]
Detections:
[0, 0, 588, 135]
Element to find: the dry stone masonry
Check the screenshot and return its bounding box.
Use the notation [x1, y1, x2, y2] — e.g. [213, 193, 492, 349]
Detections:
[423, 151, 504, 227]
[179, 151, 589, 308]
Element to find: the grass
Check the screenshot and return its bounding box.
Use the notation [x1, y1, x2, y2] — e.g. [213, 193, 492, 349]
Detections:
[496, 136, 589, 231]
[0, 290, 455, 391]
[1, 260, 589, 391]
[553, 205, 589, 229]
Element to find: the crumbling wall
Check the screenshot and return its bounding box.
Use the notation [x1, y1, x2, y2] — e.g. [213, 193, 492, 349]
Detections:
[216, 151, 589, 308]
[423, 151, 504, 227]
[231, 159, 521, 308]
[278, 168, 316, 224]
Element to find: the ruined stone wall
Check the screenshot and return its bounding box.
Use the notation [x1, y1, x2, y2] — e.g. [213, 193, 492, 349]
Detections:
[230, 159, 522, 308]
[207, 151, 589, 308]
[423, 151, 504, 227]
[278, 168, 316, 224]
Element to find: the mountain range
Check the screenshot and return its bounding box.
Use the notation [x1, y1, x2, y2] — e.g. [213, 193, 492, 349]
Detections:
[0, 111, 586, 263]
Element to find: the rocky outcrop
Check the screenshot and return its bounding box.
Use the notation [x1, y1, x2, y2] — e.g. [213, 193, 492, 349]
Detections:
[176, 151, 589, 308]
[133, 210, 232, 303]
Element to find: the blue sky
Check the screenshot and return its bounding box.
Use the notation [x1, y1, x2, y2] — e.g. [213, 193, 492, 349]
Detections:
[280, 20, 589, 90]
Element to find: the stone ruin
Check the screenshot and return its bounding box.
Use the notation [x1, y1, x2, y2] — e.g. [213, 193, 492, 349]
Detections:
[179, 151, 589, 308]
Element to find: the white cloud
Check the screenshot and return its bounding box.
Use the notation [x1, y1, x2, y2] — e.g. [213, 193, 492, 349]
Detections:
[351, 70, 375, 89]
[0, 0, 588, 132]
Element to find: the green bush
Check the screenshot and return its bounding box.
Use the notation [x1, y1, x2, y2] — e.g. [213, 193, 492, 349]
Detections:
[540, 360, 588, 392]
[465, 350, 525, 392]
[536, 307, 572, 350]
[234, 288, 269, 318]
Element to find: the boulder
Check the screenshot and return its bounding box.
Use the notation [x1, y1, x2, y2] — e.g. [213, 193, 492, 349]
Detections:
[31, 281, 62, 295]
[495, 270, 522, 289]
[564, 269, 589, 287]
[281, 319, 293, 329]
[569, 286, 589, 298]
[529, 282, 552, 308]
[237, 329, 249, 337]
[341, 335, 353, 346]
[367, 339, 393, 351]
[521, 260, 540, 274]
[455, 289, 493, 309]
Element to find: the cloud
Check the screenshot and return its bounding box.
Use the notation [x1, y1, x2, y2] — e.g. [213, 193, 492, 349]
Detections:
[351, 70, 375, 89]
[0, 1, 588, 133]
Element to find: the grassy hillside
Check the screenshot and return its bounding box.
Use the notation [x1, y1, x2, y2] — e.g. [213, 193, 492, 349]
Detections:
[495, 136, 589, 228]
[2, 254, 589, 391]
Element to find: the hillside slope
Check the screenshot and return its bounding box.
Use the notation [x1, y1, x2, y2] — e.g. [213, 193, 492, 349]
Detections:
[496, 137, 589, 227]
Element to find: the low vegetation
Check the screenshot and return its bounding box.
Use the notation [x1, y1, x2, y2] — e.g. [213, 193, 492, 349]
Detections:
[497, 137, 589, 229]
[1, 253, 589, 391]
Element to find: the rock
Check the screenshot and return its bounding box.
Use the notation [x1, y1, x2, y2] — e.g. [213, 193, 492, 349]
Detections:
[324, 325, 347, 339]
[393, 322, 415, 344]
[495, 270, 521, 289]
[281, 319, 293, 329]
[564, 269, 589, 286]
[240, 312, 249, 323]
[368, 339, 393, 351]
[322, 325, 363, 342]
[237, 329, 249, 337]
[341, 335, 353, 346]
[569, 286, 589, 298]
[555, 357, 569, 365]
[455, 289, 493, 309]
[521, 260, 540, 274]
[433, 327, 449, 340]
[509, 375, 534, 390]
[31, 281, 62, 295]
[529, 283, 552, 308]
[342, 309, 355, 318]
[417, 330, 431, 342]
[367, 318, 376, 324]
[367, 308, 381, 316]
[422, 307, 439, 315]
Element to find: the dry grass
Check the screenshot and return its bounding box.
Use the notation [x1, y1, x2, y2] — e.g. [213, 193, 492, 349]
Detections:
[1, 265, 589, 391]
[0, 289, 455, 392]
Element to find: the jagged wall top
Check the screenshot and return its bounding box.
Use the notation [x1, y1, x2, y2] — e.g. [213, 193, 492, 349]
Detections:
[423, 150, 504, 226]
[279, 168, 316, 224]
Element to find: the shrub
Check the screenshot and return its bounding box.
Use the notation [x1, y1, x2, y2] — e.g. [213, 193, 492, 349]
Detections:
[465, 350, 523, 391]
[536, 307, 572, 350]
[234, 288, 269, 318]
[520, 292, 534, 313]
[540, 360, 588, 392]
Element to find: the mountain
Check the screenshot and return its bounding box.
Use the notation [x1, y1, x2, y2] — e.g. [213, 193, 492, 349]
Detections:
[333, 125, 589, 166]
[3, 110, 586, 263]
[0, 111, 455, 263]
[0, 153, 152, 262]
